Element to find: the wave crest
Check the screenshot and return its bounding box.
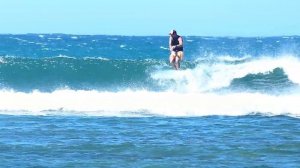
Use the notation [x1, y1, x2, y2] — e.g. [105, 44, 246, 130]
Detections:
[151, 55, 300, 92]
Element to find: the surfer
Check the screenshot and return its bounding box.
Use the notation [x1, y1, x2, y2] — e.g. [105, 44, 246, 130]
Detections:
[169, 30, 184, 70]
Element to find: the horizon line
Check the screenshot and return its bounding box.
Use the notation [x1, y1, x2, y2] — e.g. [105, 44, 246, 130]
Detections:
[0, 33, 299, 38]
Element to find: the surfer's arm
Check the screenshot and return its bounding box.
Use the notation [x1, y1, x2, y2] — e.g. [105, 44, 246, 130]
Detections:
[177, 37, 183, 48]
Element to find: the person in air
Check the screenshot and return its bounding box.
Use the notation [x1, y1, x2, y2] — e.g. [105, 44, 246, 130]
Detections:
[169, 29, 184, 70]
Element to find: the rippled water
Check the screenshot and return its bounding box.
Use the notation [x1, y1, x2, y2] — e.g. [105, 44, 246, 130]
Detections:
[1, 115, 299, 167]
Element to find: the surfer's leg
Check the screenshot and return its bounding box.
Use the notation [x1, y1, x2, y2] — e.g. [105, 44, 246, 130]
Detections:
[178, 51, 184, 61]
[169, 54, 174, 63]
[169, 51, 177, 62]
[169, 52, 177, 69]
[176, 51, 183, 69]
[174, 52, 180, 70]
[177, 57, 180, 69]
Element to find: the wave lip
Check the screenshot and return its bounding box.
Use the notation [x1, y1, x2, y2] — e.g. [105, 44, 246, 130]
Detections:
[151, 55, 300, 93]
[0, 89, 299, 118]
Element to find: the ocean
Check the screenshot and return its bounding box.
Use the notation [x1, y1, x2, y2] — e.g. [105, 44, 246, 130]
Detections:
[0, 34, 300, 167]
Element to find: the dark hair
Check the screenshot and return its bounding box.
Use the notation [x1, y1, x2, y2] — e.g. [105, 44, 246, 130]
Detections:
[169, 29, 177, 35]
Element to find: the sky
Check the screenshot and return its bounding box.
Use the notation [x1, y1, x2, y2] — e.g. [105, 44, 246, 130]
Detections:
[0, 0, 299, 36]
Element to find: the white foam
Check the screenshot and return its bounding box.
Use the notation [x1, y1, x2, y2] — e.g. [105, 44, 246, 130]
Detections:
[55, 55, 76, 59]
[0, 57, 5, 63]
[217, 55, 251, 62]
[83, 56, 110, 61]
[0, 89, 299, 117]
[41, 48, 50, 51]
[48, 37, 62, 40]
[152, 55, 300, 92]
[160, 46, 169, 50]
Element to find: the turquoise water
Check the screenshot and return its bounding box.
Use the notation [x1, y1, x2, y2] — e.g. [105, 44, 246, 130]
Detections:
[1, 34, 300, 167]
[1, 115, 299, 167]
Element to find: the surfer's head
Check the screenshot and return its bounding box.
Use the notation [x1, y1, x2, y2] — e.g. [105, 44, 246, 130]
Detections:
[169, 29, 177, 36]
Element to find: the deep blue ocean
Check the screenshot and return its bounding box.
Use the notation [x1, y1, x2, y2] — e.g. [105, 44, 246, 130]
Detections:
[0, 34, 300, 167]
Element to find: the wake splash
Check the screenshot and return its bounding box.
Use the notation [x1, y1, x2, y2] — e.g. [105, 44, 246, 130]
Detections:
[1, 89, 299, 117]
[151, 55, 300, 92]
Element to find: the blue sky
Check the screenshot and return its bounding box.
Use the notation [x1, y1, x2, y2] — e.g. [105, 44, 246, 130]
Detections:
[0, 0, 299, 36]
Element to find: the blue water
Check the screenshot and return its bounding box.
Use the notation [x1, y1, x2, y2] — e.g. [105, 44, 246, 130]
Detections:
[1, 34, 300, 167]
[1, 115, 300, 167]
